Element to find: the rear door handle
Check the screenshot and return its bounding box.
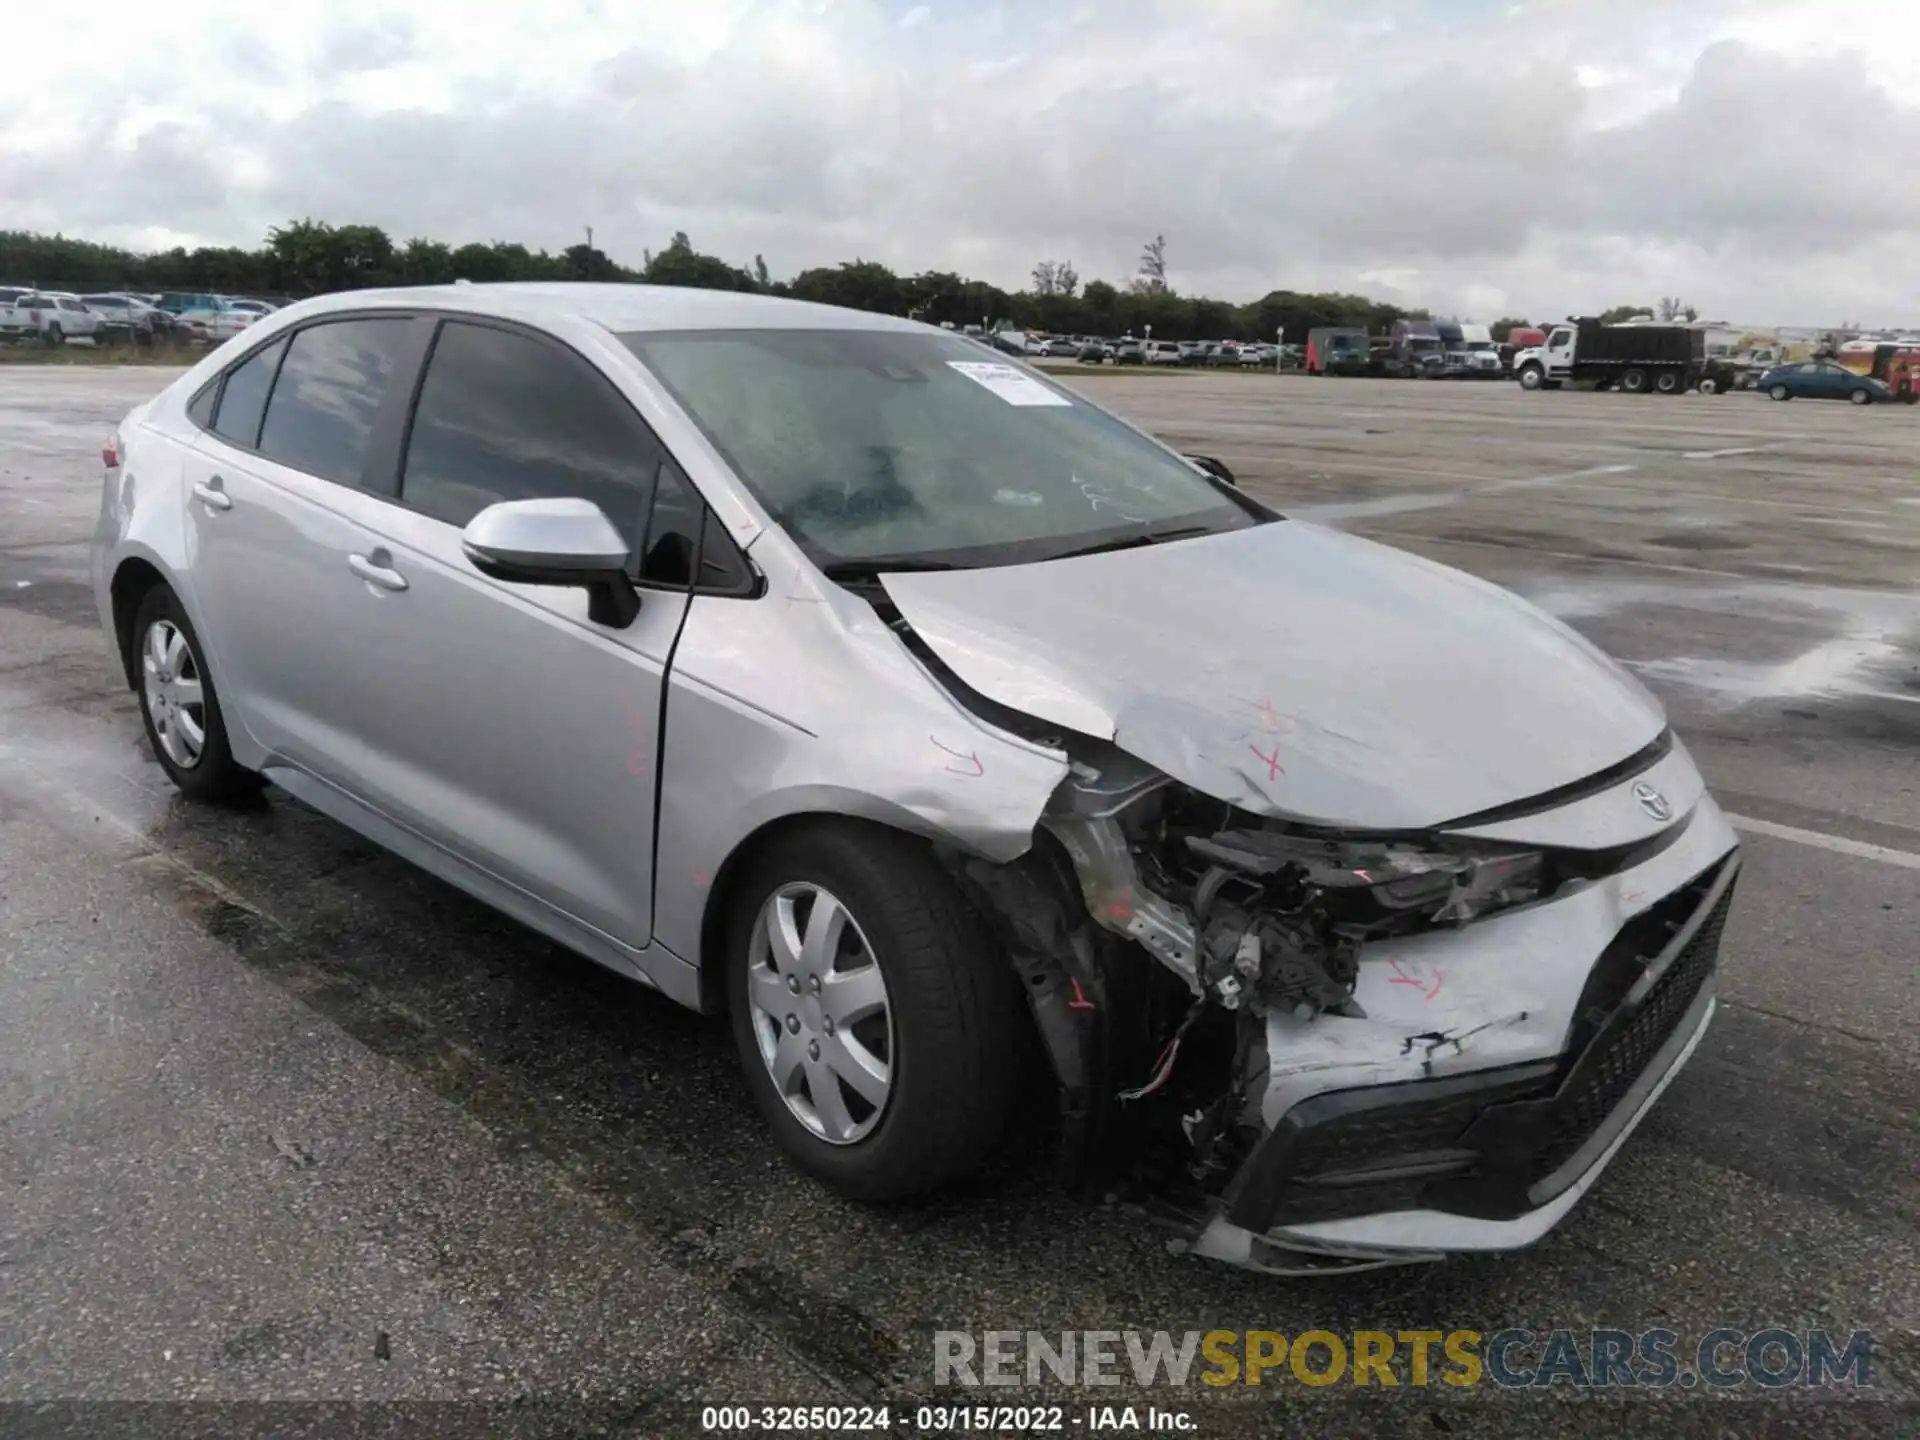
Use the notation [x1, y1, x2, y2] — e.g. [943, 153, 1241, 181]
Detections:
[348, 550, 409, 593]
[192, 477, 232, 511]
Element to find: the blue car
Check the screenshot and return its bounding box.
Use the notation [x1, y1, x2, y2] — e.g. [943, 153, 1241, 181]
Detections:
[1759, 361, 1890, 405]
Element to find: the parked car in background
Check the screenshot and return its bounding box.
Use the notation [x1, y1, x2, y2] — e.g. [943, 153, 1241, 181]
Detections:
[81, 293, 169, 345]
[207, 306, 265, 343]
[222, 298, 279, 318]
[1113, 339, 1146, 365]
[1145, 340, 1182, 365]
[0, 292, 101, 345]
[1758, 361, 1889, 405]
[1077, 339, 1112, 363]
[1175, 341, 1208, 366]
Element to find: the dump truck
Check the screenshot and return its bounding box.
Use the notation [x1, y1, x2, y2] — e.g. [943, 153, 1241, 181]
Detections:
[1512, 318, 1706, 394]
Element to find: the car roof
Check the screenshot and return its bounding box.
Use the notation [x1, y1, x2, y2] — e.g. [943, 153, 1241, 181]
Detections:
[281, 282, 929, 336]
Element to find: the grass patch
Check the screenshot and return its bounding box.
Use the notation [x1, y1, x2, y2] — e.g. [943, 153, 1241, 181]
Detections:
[0, 342, 205, 366]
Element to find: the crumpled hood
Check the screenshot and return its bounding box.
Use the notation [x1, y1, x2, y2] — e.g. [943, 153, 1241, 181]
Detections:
[881, 521, 1666, 830]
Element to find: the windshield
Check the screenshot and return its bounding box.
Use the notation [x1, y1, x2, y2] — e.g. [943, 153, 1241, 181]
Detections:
[1410, 337, 1443, 352]
[623, 328, 1260, 568]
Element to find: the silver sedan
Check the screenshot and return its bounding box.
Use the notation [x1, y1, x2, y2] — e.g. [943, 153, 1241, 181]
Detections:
[92, 283, 1738, 1273]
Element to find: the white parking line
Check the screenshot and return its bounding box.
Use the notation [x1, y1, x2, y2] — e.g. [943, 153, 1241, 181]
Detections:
[1725, 813, 1920, 870]
[1683, 445, 1772, 460]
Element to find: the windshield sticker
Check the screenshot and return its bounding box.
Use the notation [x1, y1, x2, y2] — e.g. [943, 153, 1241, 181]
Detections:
[946, 361, 1073, 407]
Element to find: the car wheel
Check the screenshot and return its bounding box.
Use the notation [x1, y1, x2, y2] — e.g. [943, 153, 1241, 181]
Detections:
[1697, 376, 1719, 395]
[1517, 366, 1544, 391]
[727, 821, 1026, 1201]
[132, 585, 263, 803]
[43, 322, 62, 348]
[1654, 370, 1681, 394]
[1848, 388, 1872, 406]
[1770, 384, 1791, 401]
[1621, 369, 1648, 393]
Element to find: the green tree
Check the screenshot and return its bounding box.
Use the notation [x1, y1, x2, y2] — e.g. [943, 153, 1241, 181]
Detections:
[1489, 316, 1531, 342]
[1597, 303, 1650, 324]
[788, 259, 905, 315]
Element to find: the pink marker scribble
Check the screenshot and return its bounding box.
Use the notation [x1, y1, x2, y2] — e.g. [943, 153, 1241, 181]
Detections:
[1249, 742, 1284, 781]
[1621, 888, 1645, 906]
[930, 735, 985, 776]
[1255, 698, 1294, 734]
[1387, 958, 1443, 1001]
[691, 870, 711, 886]
[1353, 868, 1374, 883]
[627, 747, 649, 777]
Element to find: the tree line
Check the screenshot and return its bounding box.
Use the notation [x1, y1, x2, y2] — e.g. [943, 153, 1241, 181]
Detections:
[0, 220, 1630, 344]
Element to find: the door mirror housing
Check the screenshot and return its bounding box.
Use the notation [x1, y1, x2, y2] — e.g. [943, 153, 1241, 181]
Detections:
[461, 498, 640, 627]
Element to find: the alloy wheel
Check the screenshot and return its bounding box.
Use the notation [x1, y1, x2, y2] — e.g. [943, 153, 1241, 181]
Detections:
[746, 883, 894, 1145]
[141, 618, 207, 769]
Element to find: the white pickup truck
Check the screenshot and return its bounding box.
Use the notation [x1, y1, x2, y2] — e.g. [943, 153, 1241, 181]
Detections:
[0, 291, 103, 345]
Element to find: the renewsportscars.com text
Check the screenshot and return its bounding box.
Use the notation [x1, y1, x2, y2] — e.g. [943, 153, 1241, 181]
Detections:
[933, 1328, 1875, 1390]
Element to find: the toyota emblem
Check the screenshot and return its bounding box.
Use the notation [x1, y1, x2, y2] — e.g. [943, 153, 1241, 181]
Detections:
[1633, 782, 1673, 822]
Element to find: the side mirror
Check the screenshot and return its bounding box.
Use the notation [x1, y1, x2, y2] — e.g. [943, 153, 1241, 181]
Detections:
[1185, 454, 1237, 487]
[461, 497, 640, 627]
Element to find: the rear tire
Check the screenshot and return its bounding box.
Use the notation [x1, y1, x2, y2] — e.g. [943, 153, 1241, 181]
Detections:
[726, 821, 1027, 1201]
[1848, 388, 1872, 406]
[131, 585, 263, 803]
[1697, 376, 1720, 395]
[1621, 369, 1649, 393]
[1654, 370, 1681, 394]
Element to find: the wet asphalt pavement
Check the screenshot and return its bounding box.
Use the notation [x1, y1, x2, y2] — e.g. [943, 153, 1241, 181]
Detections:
[1, 364, 1917, 1438]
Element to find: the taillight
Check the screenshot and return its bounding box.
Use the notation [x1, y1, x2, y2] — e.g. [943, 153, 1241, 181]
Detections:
[102, 436, 120, 469]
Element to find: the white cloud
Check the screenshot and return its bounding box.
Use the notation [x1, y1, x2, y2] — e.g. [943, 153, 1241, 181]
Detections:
[3, 0, 1918, 325]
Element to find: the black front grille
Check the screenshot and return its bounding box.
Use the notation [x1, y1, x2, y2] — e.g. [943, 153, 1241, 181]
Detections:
[1531, 880, 1734, 1180]
[1223, 857, 1738, 1232]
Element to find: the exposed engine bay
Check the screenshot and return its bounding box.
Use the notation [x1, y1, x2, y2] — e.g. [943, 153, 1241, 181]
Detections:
[941, 736, 1570, 1206]
[1048, 744, 1551, 1020]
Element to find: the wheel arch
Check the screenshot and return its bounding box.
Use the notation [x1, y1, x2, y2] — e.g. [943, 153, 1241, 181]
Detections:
[691, 801, 1028, 1013]
[108, 553, 175, 690]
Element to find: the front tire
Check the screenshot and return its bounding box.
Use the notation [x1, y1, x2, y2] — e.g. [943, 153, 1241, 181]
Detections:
[1770, 384, 1791, 401]
[727, 822, 1026, 1201]
[1848, 388, 1872, 406]
[132, 585, 261, 803]
[1517, 365, 1544, 391]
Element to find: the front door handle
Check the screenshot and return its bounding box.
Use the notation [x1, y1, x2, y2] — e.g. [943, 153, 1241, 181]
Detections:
[348, 550, 409, 593]
[192, 477, 232, 511]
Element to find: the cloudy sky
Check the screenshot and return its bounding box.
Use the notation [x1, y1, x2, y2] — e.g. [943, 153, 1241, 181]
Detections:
[5, 0, 1918, 325]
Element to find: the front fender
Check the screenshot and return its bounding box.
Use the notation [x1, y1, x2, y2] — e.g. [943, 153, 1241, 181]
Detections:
[649, 576, 1069, 984]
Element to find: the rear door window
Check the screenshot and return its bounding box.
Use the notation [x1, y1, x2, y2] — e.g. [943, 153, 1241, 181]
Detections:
[257, 318, 412, 487]
[398, 320, 662, 548]
[210, 338, 288, 449]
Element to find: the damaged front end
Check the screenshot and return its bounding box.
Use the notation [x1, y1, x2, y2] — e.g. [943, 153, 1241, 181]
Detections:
[946, 736, 1739, 1276]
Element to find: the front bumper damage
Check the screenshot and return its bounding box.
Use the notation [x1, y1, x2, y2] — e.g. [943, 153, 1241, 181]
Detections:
[954, 729, 1740, 1275]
